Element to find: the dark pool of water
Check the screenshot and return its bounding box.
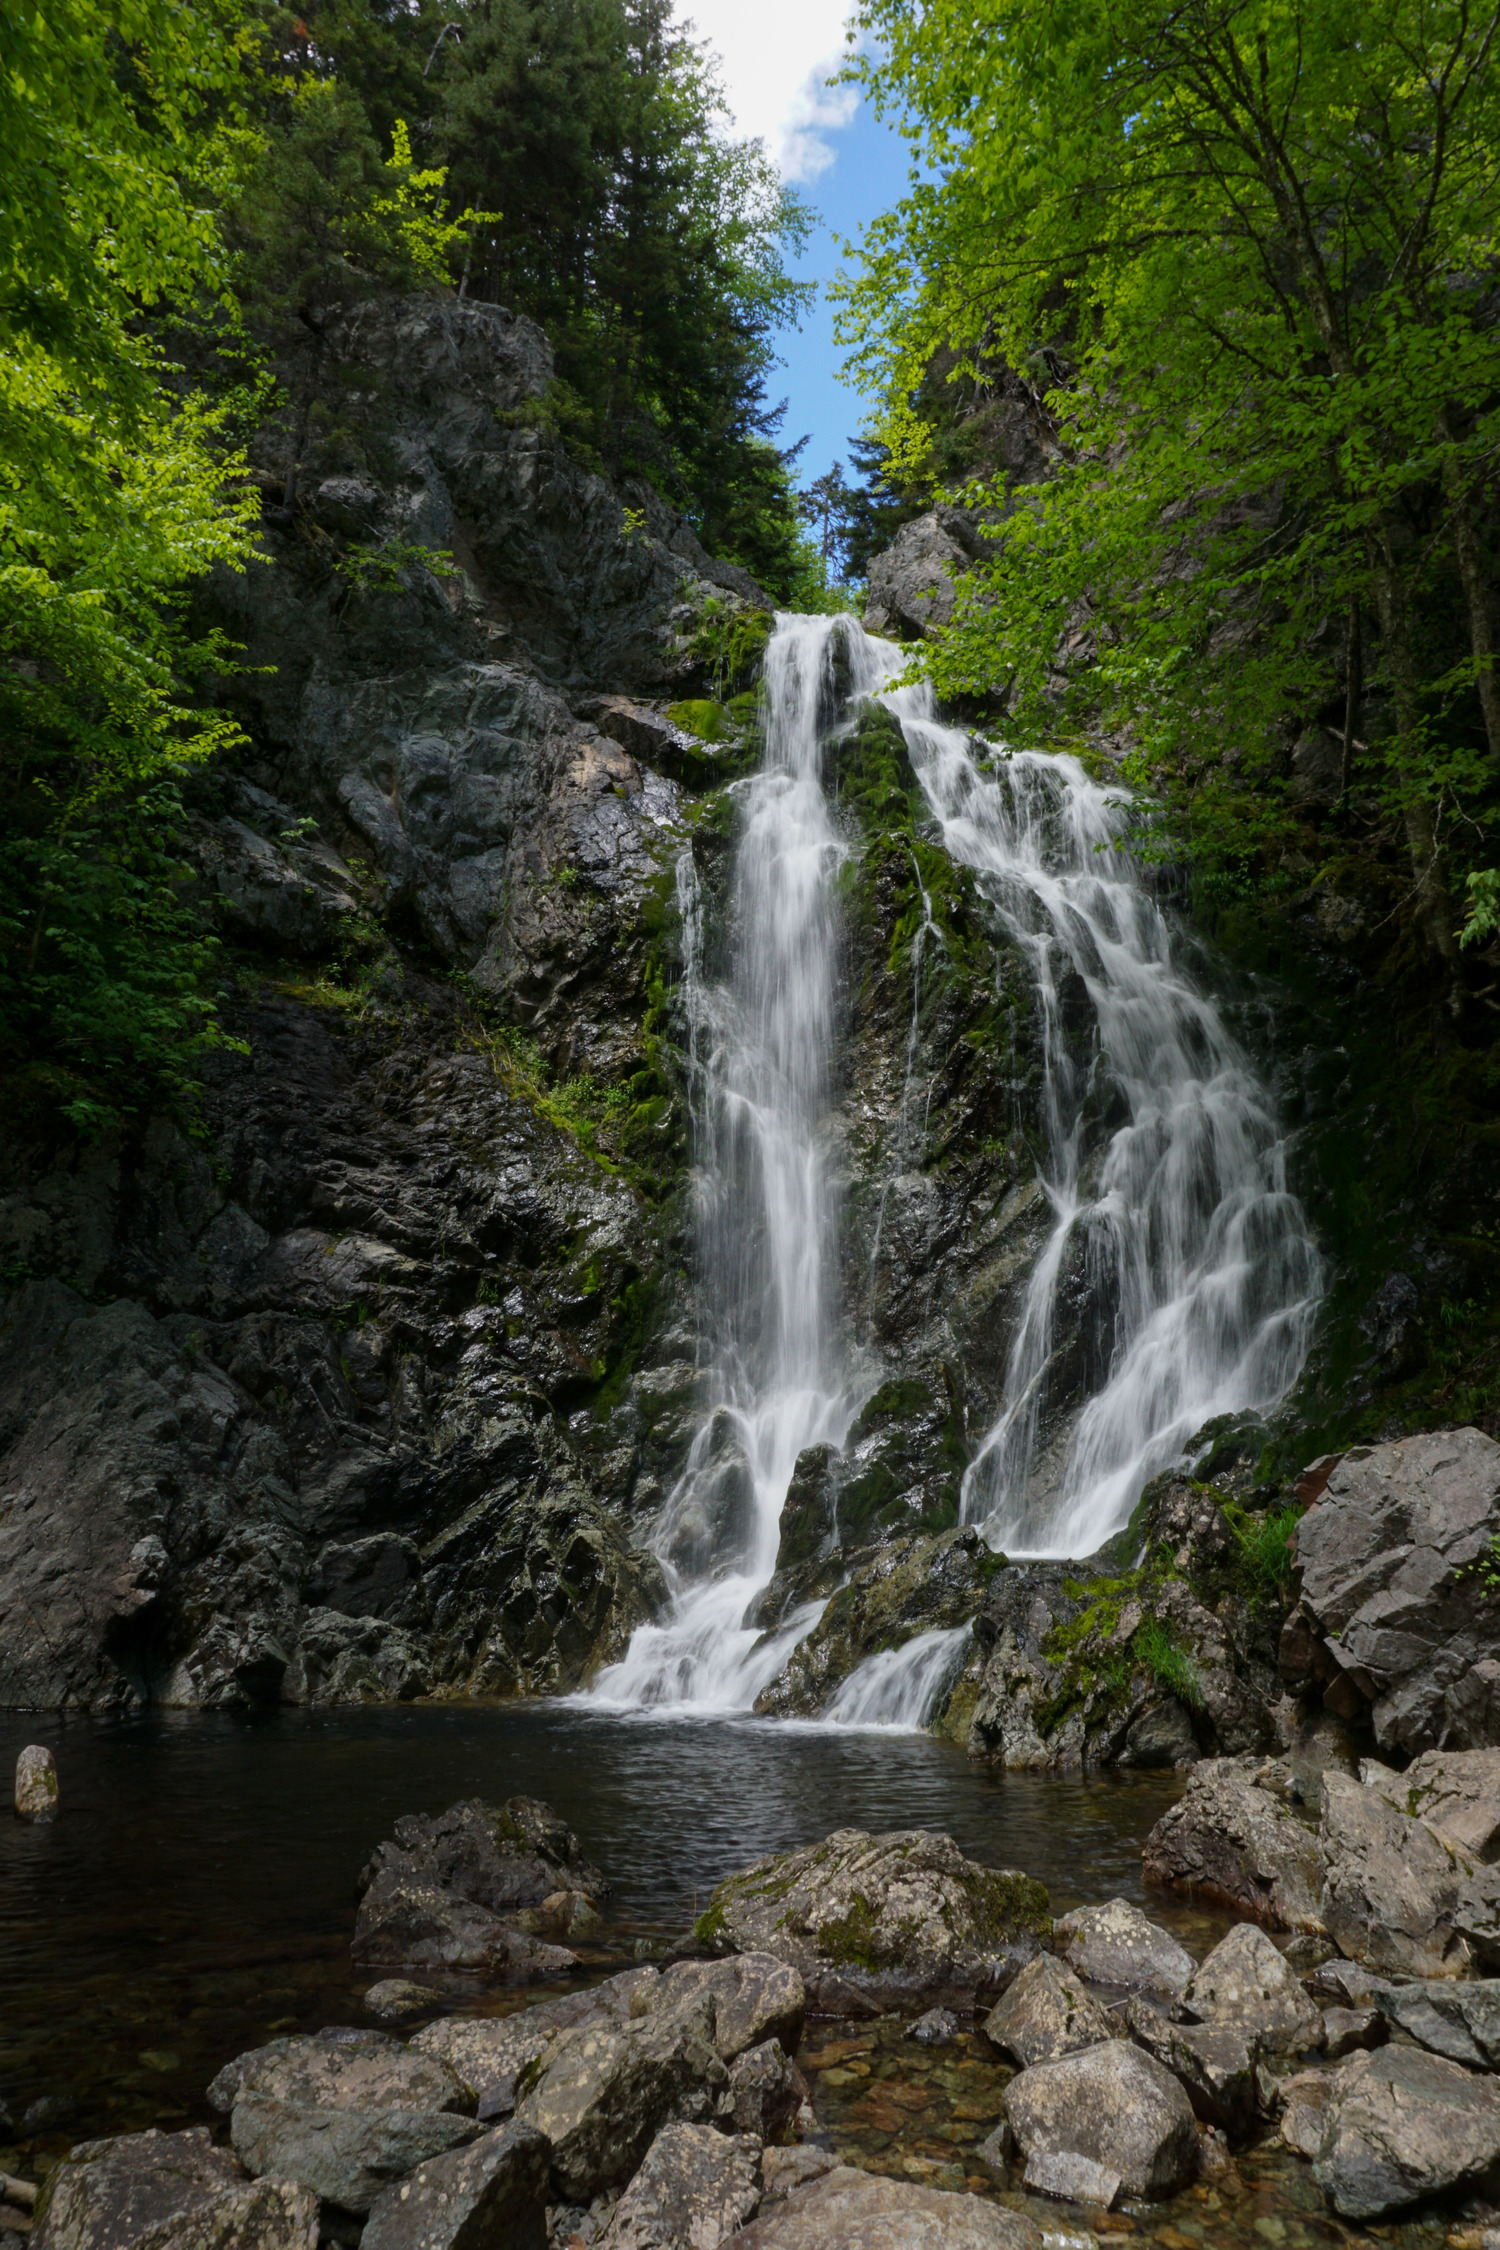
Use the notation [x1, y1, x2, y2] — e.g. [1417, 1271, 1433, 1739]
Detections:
[0, 1702, 1202, 2160]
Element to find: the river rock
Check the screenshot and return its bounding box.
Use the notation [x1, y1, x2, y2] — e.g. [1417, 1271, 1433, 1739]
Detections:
[1319, 1769, 1485, 1977]
[909, 2007, 962, 2047]
[359, 2119, 550, 2250]
[725, 2042, 800, 2141]
[31, 2127, 319, 2250]
[14, 1744, 58, 1823]
[1286, 1428, 1500, 1755]
[1002, 2039, 1200, 2199]
[514, 1988, 729, 2201]
[652, 1956, 806, 2061]
[982, 1955, 1115, 2066]
[696, 1829, 1049, 2011]
[1313, 2044, 1500, 2218]
[1183, 1922, 1325, 2053]
[410, 1969, 661, 2117]
[1054, 1898, 1194, 1997]
[364, 1981, 442, 2023]
[1321, 2005, 1386, 2057]
[597, 2123, 762, 2250]
[1402, 1746, 1500, 1859]
[1140, 1755, 1327, 1930]
[208, 2029, 473, 2117]
[1123, 2002, 1258, 2135]
[731, 2164, 1044, 2249]
[1374, 1978, 1500, 2067]
[359, 1797, 604, 1913]
[1279, 2070, 1334, 2158]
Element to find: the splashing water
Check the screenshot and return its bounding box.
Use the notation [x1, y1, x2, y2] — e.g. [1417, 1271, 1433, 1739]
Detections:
[870, 642, 1323, 1559]
[821, 1625, 974, 1731]
[587, 615, 885, 1713]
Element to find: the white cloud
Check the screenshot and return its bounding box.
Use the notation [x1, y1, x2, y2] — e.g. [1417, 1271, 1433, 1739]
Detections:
[679, 0, 861, 181]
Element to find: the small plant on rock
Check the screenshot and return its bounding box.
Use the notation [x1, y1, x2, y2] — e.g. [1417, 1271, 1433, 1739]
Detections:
[1132, 1618, 1204, 1710]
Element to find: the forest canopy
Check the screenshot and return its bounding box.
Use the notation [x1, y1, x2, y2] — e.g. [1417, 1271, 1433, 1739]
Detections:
[838, 0, 1500, 975]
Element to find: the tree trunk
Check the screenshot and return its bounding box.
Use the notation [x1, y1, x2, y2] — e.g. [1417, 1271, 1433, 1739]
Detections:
[1341, 598, 1362, 796]
[1443, 452, 1500, 762]
[1367, 541, 1459, 970]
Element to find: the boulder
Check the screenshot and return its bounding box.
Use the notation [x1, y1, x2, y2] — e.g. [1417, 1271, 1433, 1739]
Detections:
[1287, 1428, 1500, 1755]
[597, 2123, 762, 2250]
[1314, 2045, 1500, 2219]
[1319, 1769, 1481, 1978]
[14, 1744, 58, 1823]
[364, 1981, 442, 2023]
[908, 2007, 962, 2047]
[1001, 2039, 1200, 2199]
[1402, 1746, 1500, 1860]
[1279, 2071, 1334, 2159]
[731, 2164, 1044, 2249]
[352, 1887, 578, 1977]
[1182, 1923, 1325, 2054]
[31, 2128, 318, 2250]
[1374, 1979, 1500, 2068]
[514, 1989, 729, 2201]
[411, 1970, 660, 2115]
[1020, 2148, 1125, 2207]
[1140, 1756, 1327, 1931]
[651, 1957, 806, 2062]
[982, 1955, 1115, 2067]
[695, 1829, 1049, 2011]
[863, 514, 975, 642]
[1321, 2005, 1386, 2058]
[1123, 2002, 1258, 2135]
[725, 2042, 800, 2142]
[1054, 1898, 1194, 1997]
[212, 2029, 482, 2216]
[354, 1797, 603, 1971]
[359, 2120, 550, 2250]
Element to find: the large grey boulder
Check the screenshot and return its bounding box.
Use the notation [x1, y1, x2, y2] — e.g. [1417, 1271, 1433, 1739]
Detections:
[1183, 1922, 1325, 2054]
[1374, 1978, 1500, 2068]
[731, 2165, 1044, 2249]
[1313, 2045, 1500, 2218]
[1141, 1756, 1327, 1931]
[359, 2120, 550, 2250]
[353, 1796, 595, 1974]
[982, 1955, 1115, 2066]
[1002, 2039, 1200, 2200]
[1123, 2004, 1257, 2136]
[31, 2128, 318, 2250]
[863, 513, 975, 642]
[412, 1970, 659, 2115]
[650, 1956, 806, 2062]
[514, 1989, 730, 2201]
[597, 2123, 762, 2250]
[211, 2029, 482, 2216]
[1318, 1769, 1500, 1978]
[1054, 1898, 1194, 1997]
[1286, 1428, 1500, 1754]
[695, 1829, 1050, 2011]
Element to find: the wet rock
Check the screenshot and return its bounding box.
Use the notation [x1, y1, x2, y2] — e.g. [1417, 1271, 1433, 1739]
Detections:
[364, 1981, 442, 2023]
[1124, 1697, 1199, 1768]
[354, 1885, 580, 1974]
[724, 2043, 799, 2142]
[31, 2127, 318, 2250]
[972, 2121, 1013, 2187]
[1123, 2003, 1258, 2136]
[1374, 1979, 1500, 2068]
[596, 2123, 761, 2250]
[1054, 1897, 1195, 1997]
[731, 2164, 1044, 2248]
[695, 1828, 1050, 2011]
[1313, 2045, 1500, 2219]
[353, 1796, 596, 1975]
[752, 1528, 987, 1720]
[1002, 2039, 1200, 2199]
[1183, 1923, 1326, 2054]
[1140, 1755, 1327, 1931]
[360, 2119, 550, 2250]
[14, 1745, 57, 1823]
[757, 2147, 835, 2201]
[1319, 1769, 1487, 1977]
[1019, 2147, 1124, 2208]
[982, 1955, 1115, 2067]
[908, 2007, 962, 2047]
[1287, 1428, 1500, 1755]
[1279, 2070, 1334, 2158]
[650, 1956, 806, 2061]
[514, 1989, 730, 2201]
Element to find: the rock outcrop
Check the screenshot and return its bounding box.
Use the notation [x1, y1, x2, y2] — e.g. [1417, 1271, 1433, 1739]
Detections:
[1141, 1755, 1327, 1930]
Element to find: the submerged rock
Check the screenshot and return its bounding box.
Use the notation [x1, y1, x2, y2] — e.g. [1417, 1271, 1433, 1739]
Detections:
[1141, 1755, 1327, 1931]
[363, 1980, 442, 2023]
[1313, 2044, 1500, 2218]
[1002, 2039, 1200, 2200]
[695, 1828, 1050, 2011]
[982, 1955, 1114, 2067]
[359, 2120, 550, 2250]
[1054, 1897, 1194, 1997]
[732, 2164, 1044, 2248]
[31, 2127, 318, 2250]
[596, 2122, 762, 2250]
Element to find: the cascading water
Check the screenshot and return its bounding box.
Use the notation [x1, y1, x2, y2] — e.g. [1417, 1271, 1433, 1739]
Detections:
[587, 615, 881, 1713]
[587, 608, 1321, 1720]
[870, 645, 1324, 1560]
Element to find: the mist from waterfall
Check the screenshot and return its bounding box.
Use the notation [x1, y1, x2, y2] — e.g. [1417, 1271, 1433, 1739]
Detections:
[872, 649, 1323, 1560]
[586, 615, 881, 1713]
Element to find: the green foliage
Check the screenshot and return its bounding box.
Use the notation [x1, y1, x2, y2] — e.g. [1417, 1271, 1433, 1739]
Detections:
[838, 0, 1500, 949]
[1131, 1618, 1204, 1712]
[1465, 1532, 1500, 1597]
[1, 0, 262, 1128]
[1231, 1506, 1304, 1595]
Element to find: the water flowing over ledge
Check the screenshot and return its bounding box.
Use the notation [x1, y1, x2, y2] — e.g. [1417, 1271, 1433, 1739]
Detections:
[584, 611, 1322, 1721]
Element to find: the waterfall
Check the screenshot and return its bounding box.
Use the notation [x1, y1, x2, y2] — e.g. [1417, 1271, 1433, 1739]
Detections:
[821, 1624, 973, 1731]
[871, 651, 1324, 1560]
[586, 614, 878, 1712]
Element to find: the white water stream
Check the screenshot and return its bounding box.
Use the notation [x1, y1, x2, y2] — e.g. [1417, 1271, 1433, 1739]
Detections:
[586, 611, 1321, 1721]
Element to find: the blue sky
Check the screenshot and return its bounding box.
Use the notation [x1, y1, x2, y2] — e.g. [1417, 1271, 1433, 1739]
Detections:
[677, 0, 911, 488]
